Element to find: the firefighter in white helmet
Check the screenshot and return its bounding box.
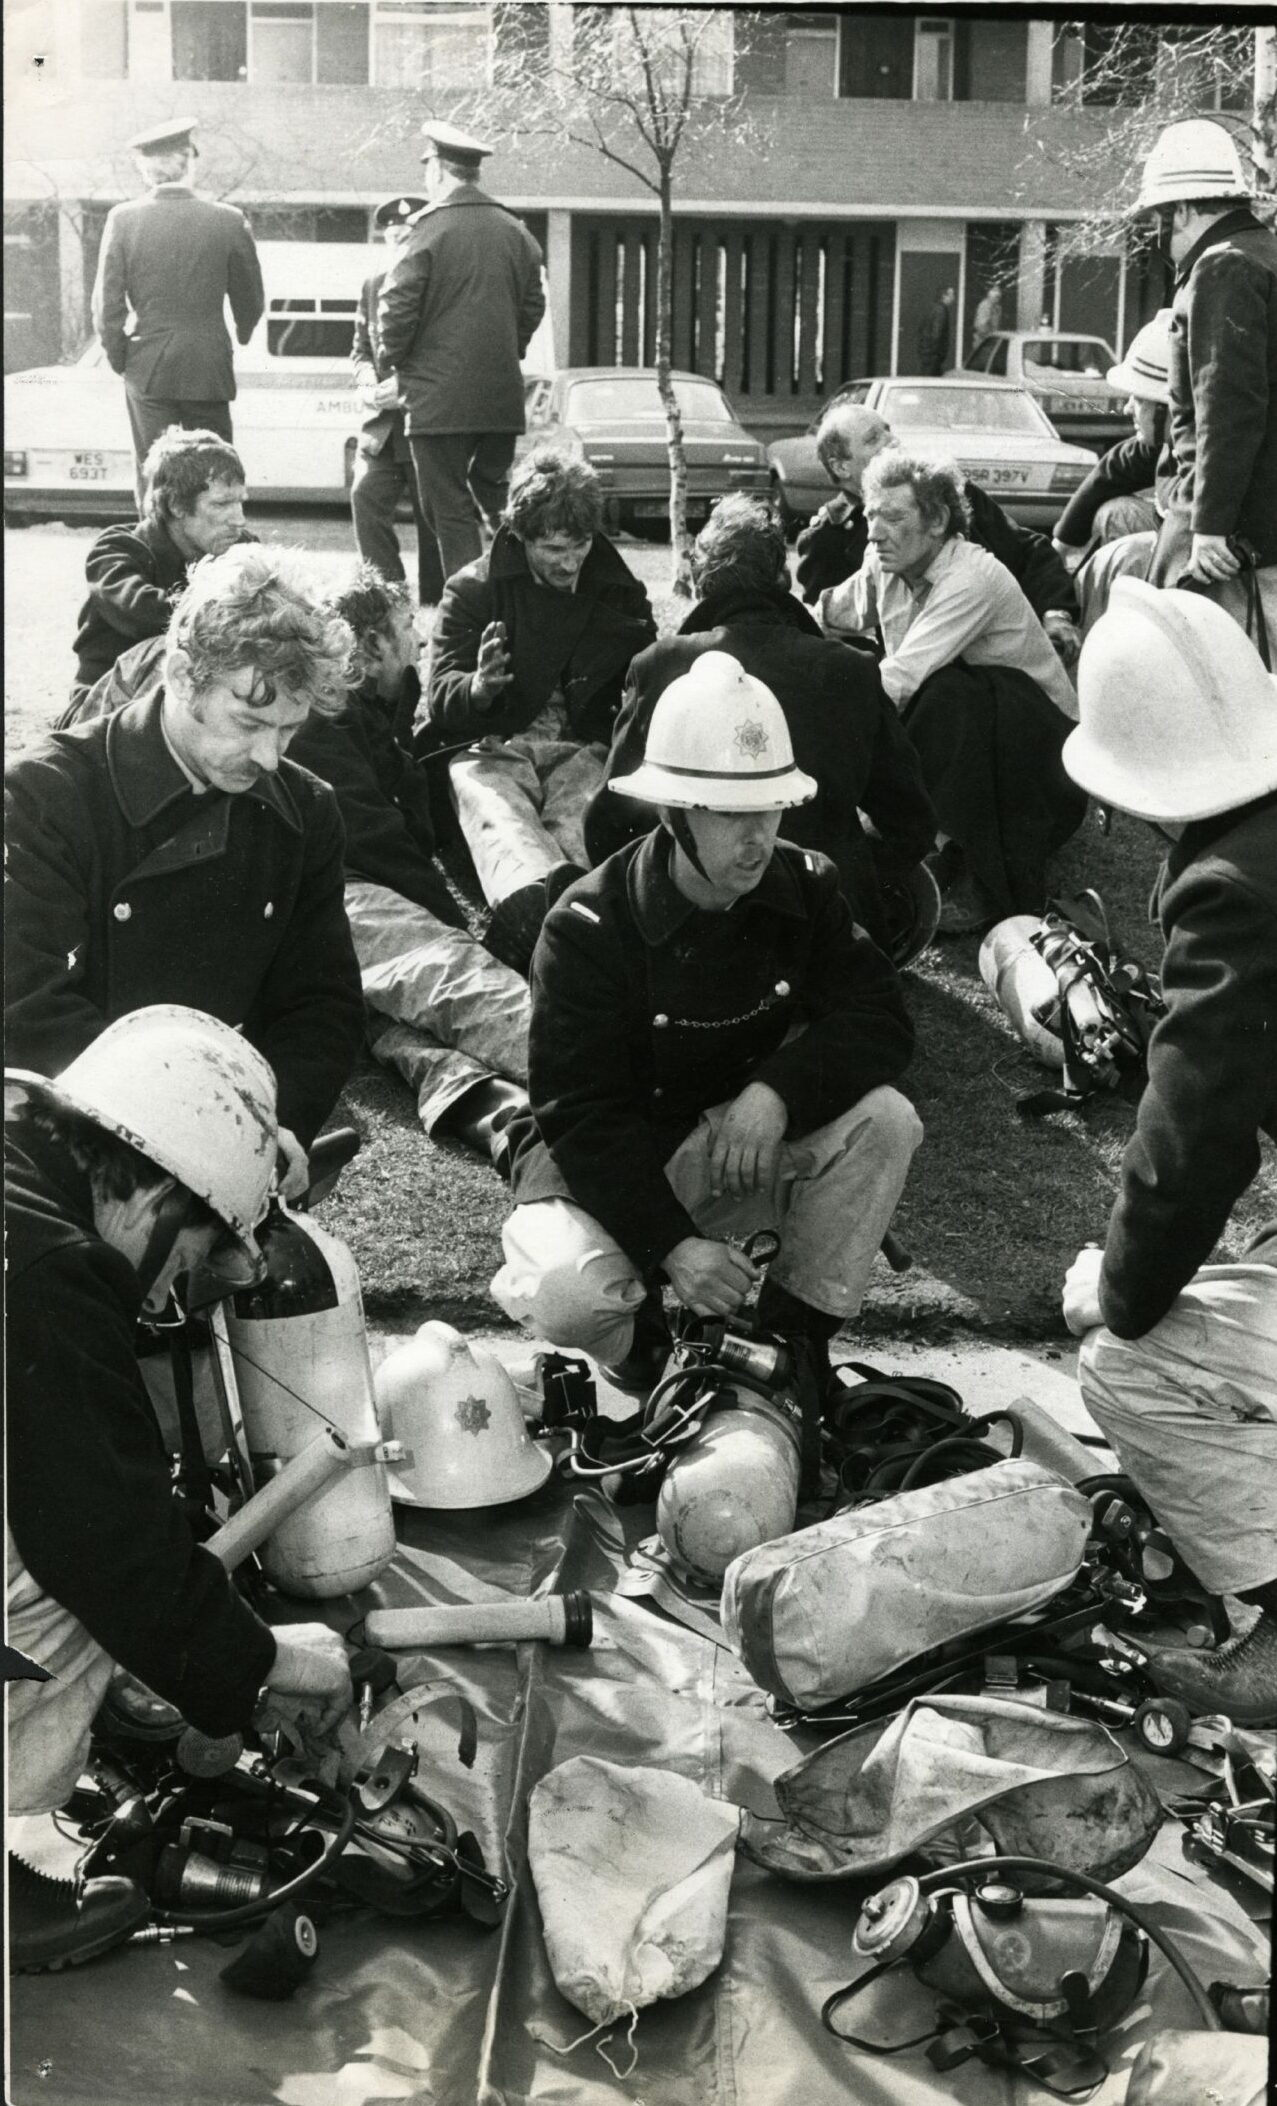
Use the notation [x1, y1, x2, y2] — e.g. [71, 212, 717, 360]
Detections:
[1130, 119, 1277, 622]
[5, 1006, 352, 1973]
[1052, 309, 1175, 635]
[1061, 582, 1277, 1726]
[492, 651, 922, 1393]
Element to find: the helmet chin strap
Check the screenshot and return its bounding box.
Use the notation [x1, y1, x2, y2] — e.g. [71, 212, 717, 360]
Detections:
[135, 1181, 196, 1306]
[667, 807, 711, 883]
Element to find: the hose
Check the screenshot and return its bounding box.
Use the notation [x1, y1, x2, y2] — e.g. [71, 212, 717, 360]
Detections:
[152, 1779, 357, 1933]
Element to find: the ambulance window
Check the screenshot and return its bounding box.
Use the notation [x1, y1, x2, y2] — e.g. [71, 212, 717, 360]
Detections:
[267, 298, 358, 356]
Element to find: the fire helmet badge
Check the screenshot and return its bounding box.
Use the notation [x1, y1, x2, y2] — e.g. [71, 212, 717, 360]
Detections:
[735, 718, 770, 759]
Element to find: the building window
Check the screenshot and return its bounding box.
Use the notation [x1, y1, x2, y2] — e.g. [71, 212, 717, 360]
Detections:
[171, 0, 247, 80]
[316, 0, 368, 81]
[82, 0, 130, 77]
[372, 2, 491, 90]
[252, 0, 313, 81]
[913, 17, 953, 102]
[613, 7, 735, 99]
[837, 13, 915, 100]
[1052, 21, 1159, 106]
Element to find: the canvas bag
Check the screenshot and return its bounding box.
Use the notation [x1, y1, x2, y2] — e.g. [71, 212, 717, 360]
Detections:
[722, 1458, 1092, 1710]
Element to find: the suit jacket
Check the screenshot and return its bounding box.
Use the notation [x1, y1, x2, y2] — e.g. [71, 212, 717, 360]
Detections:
[376, 187, 545, 435]
[4, 688, 364, 1147]
[93, 187, 264, 401]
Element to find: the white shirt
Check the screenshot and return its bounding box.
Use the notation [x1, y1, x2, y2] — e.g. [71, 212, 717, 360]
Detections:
[819, 537, 1078, 721]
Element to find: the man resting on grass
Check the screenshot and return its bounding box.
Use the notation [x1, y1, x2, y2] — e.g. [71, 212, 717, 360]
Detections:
[1061, 579, 1277, 1726]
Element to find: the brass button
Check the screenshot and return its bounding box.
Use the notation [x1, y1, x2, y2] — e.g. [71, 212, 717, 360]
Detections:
[653, 1086, 664, 1099]
[263, 901, 274, 919]
[113, 901, 132, 922]
[653, 1012, 669, 1028]
[775, 980, 790, 997]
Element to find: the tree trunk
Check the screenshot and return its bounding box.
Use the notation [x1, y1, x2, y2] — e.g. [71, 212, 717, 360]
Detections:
[654, 161, 694, 597]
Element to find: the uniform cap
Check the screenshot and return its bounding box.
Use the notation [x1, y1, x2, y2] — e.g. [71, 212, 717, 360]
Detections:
[373, 193, 428, 230]
[1132, 118, 1251, 212]
[420, 119, 492, 165]
[1106, 309, 1172, 405]
[127, 117, 199, 156]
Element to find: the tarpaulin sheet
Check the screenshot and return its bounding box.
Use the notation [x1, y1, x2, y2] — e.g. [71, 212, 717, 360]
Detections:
[8, 1475, 1269, 2106]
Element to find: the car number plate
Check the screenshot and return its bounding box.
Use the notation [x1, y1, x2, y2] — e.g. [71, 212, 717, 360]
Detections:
[974, 464, 1034, 489]
[69, 452, 108, 480]
[1050, 398, 1102, 418]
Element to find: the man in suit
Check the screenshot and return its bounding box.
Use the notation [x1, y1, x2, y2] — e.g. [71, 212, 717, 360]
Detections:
[377, 119, 546, 583]
[93, 118, 264, 504]
[350, 195, 445, 607]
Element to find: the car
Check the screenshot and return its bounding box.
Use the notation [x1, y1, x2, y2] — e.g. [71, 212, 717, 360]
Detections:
[519, 366, 770, 534]
[765, 376, 1098, 533]
[4, 241, 556, 521]
[959, 330, 1128, 452]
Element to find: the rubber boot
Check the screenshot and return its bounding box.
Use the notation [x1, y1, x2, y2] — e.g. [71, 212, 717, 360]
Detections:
[436, 1076, 529, 1181]
[600, 1284, 673, 1398]
[1148, 1610, 1277, 1727]
[7, 1854, 150, 1973]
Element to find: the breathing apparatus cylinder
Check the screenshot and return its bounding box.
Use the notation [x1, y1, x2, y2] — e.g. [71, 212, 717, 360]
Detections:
[978, 917, 1064, 1068]
[656, 1381, 802, 1587]
[224, 1205, 396, 1598]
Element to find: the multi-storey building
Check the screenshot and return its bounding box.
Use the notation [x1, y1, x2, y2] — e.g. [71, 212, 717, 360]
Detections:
[3, 5, 1251, 437]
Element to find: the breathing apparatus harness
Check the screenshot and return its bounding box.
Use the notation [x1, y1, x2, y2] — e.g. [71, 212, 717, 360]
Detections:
[821, 1855, 1218, 2099]
[1016, 891, 1164, 1117]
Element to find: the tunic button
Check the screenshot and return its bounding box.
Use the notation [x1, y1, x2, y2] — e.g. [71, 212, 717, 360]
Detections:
[113, 901, 132, 922]
[263, 901, 275, 919]
[653, 1013, 669, 1028]
[653, 1087, 664, 1099]
[775, 980, 790, 997]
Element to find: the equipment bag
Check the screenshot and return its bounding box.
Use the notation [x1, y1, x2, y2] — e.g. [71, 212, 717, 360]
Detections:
[722, 1459, 1093, 1711]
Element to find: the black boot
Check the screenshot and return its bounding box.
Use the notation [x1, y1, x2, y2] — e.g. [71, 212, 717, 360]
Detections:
[753, 1279, 843, 1495]
[600, 1285, 673, 1398]
[436, 1077, 529, 1181]
[7, 1854, 150, 1973]
[1149, 1610, 1277, 1727]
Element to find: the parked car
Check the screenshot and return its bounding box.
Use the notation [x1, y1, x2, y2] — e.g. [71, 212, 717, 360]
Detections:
[766, 377, 1097, 533]
[3, 240, 556, 520]
[959, 330, 1127, 452]
[519, 366, 770, 534]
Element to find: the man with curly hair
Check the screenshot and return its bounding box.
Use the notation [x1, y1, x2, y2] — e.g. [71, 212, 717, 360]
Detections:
[819, 450, 1085, 933]
[425, 446, 655, 972]
[5, 545, 365, 1193]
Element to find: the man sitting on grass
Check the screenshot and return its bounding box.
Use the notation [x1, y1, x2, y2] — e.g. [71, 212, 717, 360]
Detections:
[492, 652, 920, 1396]
[819, 451, 1086, 936]
[423, 446, 656, 974]
[1061, 580, 1277, 1726]
[68, 428, 252, 709]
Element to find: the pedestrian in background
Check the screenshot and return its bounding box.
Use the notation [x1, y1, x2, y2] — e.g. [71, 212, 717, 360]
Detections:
[351, 195, 445, 608]
[377, 120, 546, 584]
[93, 119, 264, 506]
[917, 286, 955, 376]
[971, 282, 1002, 349]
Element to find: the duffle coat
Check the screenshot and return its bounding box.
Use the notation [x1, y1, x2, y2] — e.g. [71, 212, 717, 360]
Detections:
[5, 1119, 275, 1734]
[3, 688, 364, 1147]
[1100, 791, 1277, 1338]
[424, 526, 656, 746]
[376, 186, 545, 437]
[509, 831, 915, 1274]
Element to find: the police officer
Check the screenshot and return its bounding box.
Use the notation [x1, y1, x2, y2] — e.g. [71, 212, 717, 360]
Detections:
[93, 118, 265, 505]
[351, 195, 445, 607]
[377, 120, 546, 584]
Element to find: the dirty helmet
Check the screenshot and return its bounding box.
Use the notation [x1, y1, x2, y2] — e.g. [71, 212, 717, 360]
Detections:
[609, 651, 817, 811]
[6, 1005, 277, 1271]
[375, 1321, 552, 1508]
[1106, 309, 1171, 405]
[1066, 578, 1277, 822]
[1132, 118, 1251, 212]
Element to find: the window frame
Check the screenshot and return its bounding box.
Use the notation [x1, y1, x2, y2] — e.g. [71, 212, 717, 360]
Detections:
[247, 0, 318, 85]
[912, 15, 954, 102]
[370, 1, 495, 92]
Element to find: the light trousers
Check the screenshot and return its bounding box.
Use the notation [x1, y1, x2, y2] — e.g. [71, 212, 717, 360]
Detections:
[346, 878, 529, 1129]
[449, 737, 606, 906]
[492, 1086, 922, 1366]
[7, 1524, 115, 1816]
[1079, 1251, 1277, 1597]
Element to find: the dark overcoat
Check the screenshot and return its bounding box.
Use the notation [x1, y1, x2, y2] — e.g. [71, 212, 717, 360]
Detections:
[92, 187, 264, 401]
[71, 513, 190, 694]
[509, 832, 915, 1274]
[376, 187, 545, 436]
[4, 689, 364, 1146]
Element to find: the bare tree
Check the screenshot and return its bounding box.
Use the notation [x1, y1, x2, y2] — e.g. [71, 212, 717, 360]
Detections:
[448, 4, 771, 597]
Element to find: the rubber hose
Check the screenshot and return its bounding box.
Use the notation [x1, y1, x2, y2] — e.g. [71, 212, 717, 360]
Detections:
[152, 1782, 357, 1932]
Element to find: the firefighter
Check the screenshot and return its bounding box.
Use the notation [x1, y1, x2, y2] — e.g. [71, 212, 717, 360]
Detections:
[492, 652, 921, 1392]
[6, 1006, 352, 1972]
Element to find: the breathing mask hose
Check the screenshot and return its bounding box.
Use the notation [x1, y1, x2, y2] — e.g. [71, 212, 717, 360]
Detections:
[918, 1857, 1219, 2030]
[152, 1780, 356, 1933]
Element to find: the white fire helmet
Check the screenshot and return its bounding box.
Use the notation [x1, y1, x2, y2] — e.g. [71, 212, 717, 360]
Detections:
[1065, 578, 1277, 823]
[8, 1005, 278, 1259]
[376, 1322, 553, 1508]
[1133, 119, 1251, 213]
[1106, 310, 1172, 406]
[609, 650, 817, 812]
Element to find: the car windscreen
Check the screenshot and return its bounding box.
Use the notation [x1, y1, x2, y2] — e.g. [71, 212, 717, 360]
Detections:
[564, 377, 734, 425]
[881, 386, 1048, 435]
[1022, 338, 1114, 377]
[266, 299, 358, 358]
